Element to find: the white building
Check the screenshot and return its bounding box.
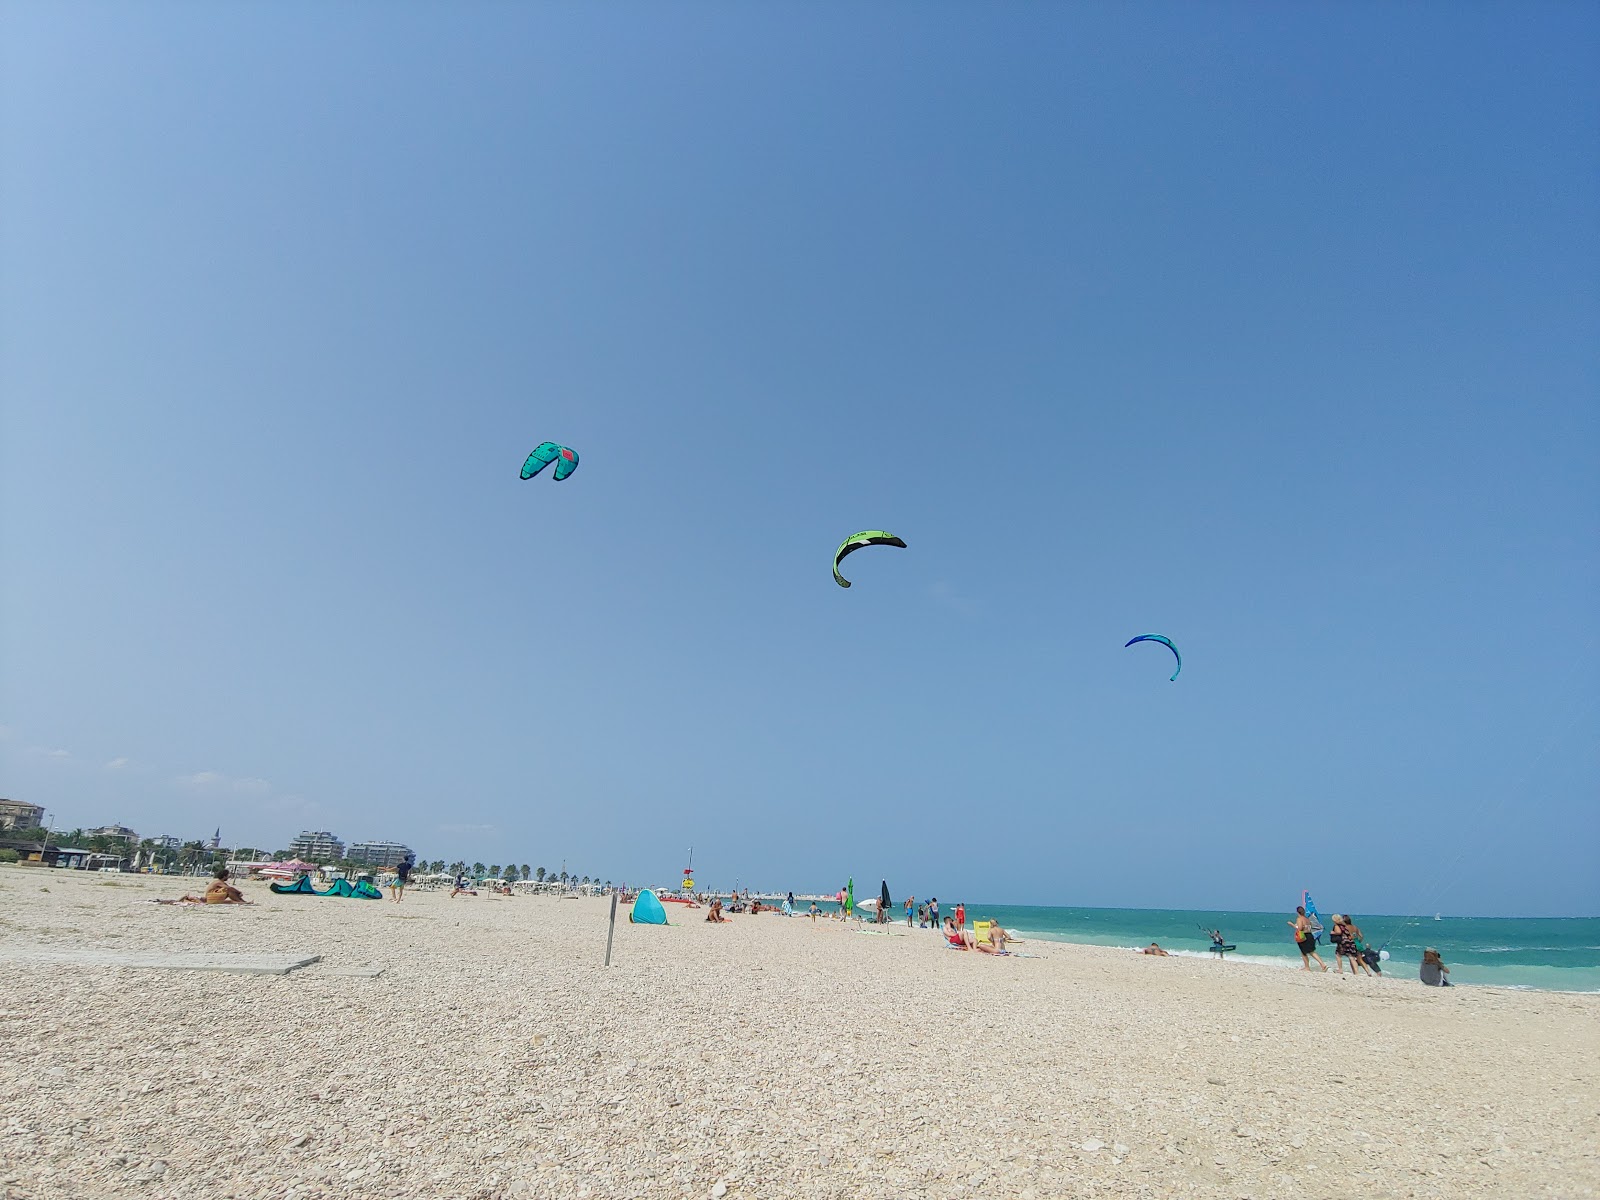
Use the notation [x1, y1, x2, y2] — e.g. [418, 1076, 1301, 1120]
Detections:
[345, 840, 414, 869]
[289, 830, 345, 861]
[86, 824, 140, 844]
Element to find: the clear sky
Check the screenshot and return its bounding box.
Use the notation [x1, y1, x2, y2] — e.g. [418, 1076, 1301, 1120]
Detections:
[2, 3, 1595, 915]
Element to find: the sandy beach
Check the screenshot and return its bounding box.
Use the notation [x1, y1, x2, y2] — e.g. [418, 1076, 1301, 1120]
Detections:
[1, 869, 1595, 1200]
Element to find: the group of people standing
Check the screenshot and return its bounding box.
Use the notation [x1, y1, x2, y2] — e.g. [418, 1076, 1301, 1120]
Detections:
[905, 895, 962, 931]
[1290, 905, 1376, 973]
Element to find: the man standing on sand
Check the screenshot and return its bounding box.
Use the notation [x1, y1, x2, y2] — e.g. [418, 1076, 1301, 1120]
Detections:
[905, 895, 915, 926]
[390, 856, 412, 903]
[928, 897, 939, 930]
[955, 901, 965, 933]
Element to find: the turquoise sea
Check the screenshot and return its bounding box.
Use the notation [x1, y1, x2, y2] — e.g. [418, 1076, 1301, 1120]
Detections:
[829, 902, 1600, 992]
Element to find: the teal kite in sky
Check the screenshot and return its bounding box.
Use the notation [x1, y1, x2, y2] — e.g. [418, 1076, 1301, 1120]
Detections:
[520, 442, 579, 481]
[833, 531, 907, 588]
[1125, 633, 1181, 681]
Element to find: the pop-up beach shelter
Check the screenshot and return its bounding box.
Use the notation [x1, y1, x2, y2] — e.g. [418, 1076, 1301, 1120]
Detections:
[631, 889, 667, 925]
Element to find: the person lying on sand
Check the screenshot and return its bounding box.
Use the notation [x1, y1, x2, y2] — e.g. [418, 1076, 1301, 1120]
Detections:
[1142, 942, 1170, 956]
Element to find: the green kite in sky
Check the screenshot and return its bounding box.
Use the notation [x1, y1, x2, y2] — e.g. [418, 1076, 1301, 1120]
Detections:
[833, 531, 907, 588]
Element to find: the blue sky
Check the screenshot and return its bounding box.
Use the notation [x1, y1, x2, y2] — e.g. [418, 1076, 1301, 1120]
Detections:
[2, 3, 1595, 915]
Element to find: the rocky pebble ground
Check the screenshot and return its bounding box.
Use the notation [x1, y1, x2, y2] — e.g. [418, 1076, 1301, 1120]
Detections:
[1, 868, 1596, 1199]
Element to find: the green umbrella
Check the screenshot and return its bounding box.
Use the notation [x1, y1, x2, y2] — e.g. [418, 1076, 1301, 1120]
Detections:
[845, 877, 854, 915]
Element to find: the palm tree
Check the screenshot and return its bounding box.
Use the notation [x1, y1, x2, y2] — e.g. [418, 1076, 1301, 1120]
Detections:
[520, 863, 531, 880]
[535, 867, 546, 882]
[489, 864, 501, 878]
[449, 860, 466, 876]
[472, 862, 486, 878]
[430, 860, 445, 874]
[502, 865, 519, 881]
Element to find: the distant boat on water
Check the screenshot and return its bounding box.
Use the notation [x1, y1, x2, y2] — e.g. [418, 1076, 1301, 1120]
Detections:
[1435, 913, 1442, 921]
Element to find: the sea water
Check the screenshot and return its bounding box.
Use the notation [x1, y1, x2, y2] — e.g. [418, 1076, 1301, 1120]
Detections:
[848, 903, 1600, 992]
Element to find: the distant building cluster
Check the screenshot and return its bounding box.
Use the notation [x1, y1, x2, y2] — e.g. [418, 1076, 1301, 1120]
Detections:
[287, 831, 413, 866]
[3, 802, 415, 873]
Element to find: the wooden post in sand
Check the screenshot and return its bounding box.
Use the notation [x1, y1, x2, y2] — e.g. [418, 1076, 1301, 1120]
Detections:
[604, 890, 619, 966]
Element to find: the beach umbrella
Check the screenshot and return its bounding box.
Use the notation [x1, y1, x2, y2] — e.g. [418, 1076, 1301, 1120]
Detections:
[880, 880, 891, 910]
[845, 878, 854, 915]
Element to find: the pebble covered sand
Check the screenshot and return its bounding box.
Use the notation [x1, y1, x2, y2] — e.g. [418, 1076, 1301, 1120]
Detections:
[1, 869, 1596, 1199]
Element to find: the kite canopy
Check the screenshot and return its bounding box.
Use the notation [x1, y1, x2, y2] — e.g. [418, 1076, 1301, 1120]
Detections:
[521, 441, 579, 481]
[1125, 633, 1182, 681]
[833, 531, 907, 588]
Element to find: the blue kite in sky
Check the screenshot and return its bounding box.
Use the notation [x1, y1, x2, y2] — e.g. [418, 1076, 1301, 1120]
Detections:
[1125, 633, 1181, 681]
[520, 441, 579, 481]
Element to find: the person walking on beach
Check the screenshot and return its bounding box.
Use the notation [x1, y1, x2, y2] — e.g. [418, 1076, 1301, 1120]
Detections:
[1290, 905, 1329, 972]
[390, 856, 412, 903]
[1331, 915, 1372, 976]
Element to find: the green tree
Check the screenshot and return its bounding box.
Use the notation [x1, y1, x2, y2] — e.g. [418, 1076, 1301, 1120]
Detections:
[449, 861, 466, 875]
[502, 865, 519, 881]
[489, 864, 501, 878]
[430, 860, 445, 874]
[520, 863, 530, 879]
[472, 862, 486, 877]
[535, 867, 546, 882]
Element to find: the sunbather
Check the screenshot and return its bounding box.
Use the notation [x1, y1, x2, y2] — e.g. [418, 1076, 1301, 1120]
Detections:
[161, 868, 251, 905]
[976, 920, 1010, 955]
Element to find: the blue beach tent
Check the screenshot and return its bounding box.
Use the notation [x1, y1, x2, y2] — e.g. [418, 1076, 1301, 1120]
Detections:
[631, 889, 667, 925]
